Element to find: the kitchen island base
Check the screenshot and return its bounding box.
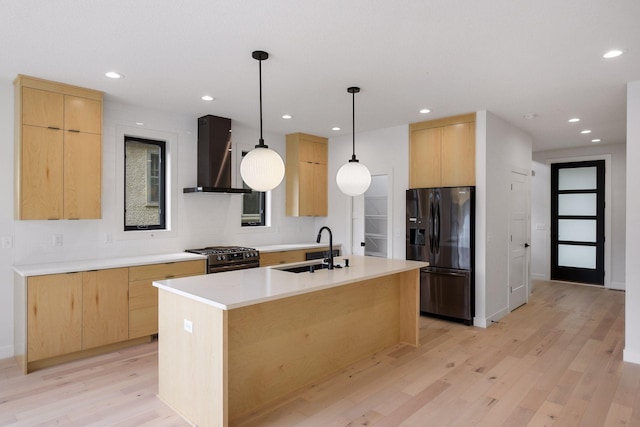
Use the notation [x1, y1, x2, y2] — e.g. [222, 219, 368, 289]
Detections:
[158, 269, 419, 427]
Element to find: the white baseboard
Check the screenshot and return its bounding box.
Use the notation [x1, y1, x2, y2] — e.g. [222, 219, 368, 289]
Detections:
[0, 344, 14, 360]
[474, 306, 510, 328]
[531, 273, 548, 280]
[609, 281, 625, 290]
[623, 348, 640, 365]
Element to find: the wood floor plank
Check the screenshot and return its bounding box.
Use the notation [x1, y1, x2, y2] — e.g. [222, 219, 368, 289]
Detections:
[1, 280, 639, 426]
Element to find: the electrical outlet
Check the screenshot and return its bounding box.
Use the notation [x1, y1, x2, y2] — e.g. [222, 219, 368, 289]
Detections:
[53, 234, 63, 247]
[2, 236, 13, 249]
[184, 319, 193, 334]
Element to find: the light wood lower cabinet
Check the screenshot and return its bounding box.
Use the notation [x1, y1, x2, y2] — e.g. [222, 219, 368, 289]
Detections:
[82, 268, 129, 349]
[128, 260, 206, 338]
[259, 247, 334, 267]
[27, 273, 82, 362]
[20, 258, 206, 373]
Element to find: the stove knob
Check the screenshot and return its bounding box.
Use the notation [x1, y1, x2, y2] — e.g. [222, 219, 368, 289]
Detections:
[221, 255, 226, 261]
[217, 256, 222, 261]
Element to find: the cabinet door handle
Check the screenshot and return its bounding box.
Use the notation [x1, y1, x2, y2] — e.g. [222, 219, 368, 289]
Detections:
[165, 275, 175, 279]
[67, 129, 81, 133]
[47, 126, 61, 130]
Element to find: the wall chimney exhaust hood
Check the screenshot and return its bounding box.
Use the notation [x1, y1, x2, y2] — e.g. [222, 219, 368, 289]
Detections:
[183, 115, 251, 194]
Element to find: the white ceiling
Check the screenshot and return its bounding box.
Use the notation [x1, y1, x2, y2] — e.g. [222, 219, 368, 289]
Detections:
[2, 0, 639, 152]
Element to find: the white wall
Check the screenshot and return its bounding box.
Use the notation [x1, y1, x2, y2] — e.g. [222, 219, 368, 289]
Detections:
[475, 111, 533, 327]
[625, 81, 640, 364]
[0, 77, 317, 358]
[531, 144, 626, 288]
[325, 125, 409, 260]
[0, 81, 15, 359]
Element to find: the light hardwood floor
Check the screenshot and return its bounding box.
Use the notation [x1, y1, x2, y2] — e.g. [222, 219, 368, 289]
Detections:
[1, 280, 639, 426]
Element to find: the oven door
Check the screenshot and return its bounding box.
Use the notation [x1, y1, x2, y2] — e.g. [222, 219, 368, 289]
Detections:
[208, 261, 259, 274]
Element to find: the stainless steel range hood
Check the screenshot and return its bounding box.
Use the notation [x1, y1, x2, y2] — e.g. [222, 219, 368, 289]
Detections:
[183, 115, 251, 194]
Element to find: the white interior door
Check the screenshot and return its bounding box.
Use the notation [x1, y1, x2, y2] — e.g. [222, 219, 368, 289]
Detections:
[509, 171, 529, 311]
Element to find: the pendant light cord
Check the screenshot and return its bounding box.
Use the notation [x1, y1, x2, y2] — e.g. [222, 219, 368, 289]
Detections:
[252, 50, 269, 148]
[351, 89, 356, 161]
[348, 86, 360, 163]
[258, 57, 264, 146]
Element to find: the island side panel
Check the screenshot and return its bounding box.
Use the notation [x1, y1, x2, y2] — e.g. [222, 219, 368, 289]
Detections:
[399, 269, 420, 346]
[158, 289, 228, 427]
[227, 272, 413, 420]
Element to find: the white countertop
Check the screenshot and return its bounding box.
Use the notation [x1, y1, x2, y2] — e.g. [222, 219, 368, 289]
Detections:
[253, 242, 341, 253]
[153, 255, 428, 310]
[13, 252, 207, 277]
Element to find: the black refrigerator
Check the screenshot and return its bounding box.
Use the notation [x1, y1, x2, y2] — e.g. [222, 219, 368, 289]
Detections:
[406, 187, 475, 324]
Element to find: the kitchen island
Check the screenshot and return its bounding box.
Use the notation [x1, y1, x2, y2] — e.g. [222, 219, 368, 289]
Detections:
[153, 255, 428, 427]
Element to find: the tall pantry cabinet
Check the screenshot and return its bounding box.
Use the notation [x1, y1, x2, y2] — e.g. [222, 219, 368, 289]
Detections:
[14, 75, 103, 220]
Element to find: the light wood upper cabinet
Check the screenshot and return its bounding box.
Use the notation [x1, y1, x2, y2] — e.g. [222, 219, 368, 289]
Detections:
[21, 125, 64, 219]
[14, 75, 103, 220]
[286, 133, 328, 217]
[441, 122, 476, 187]
[22, 87, 64, 128]
[409, 113, 476, 188]
[27, 273, 82, 362]
[64, 132, 101, 219]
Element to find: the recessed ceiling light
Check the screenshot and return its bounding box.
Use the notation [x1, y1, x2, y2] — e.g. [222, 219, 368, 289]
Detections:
[201, 95, 215, 101]
[135, 122, 144, 126]
[581, 130, 592, 134]
[282, 114, 292, 119]
[332, 127, 341, 131]
[105, 71, 122, 79]
[568, 117, 581, 123]
[591, 139, 601, 143]
[419, 109, 431, 114]
[523, 113, 537, 120]
[603, 49, 623, 59]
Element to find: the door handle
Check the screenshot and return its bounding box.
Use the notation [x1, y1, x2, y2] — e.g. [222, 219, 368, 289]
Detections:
[524, 243, 530, 248]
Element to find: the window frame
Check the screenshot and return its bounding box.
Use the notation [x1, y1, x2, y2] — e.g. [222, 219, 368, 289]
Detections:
[124, 135, 167, 231]
[241, 150, 266, 227]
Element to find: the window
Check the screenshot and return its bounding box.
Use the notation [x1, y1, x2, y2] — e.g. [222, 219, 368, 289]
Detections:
[124, 136, 166, 230]
[241, 150, 266, 226]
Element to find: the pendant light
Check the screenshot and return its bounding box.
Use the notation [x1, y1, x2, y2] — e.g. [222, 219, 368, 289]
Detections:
[240, 50, 285, 192]
[336, 86, 371, 196]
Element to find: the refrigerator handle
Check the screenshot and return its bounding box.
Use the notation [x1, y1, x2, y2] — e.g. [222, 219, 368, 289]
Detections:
[428, 194, 434, 254]
[434, 195, 441, 254]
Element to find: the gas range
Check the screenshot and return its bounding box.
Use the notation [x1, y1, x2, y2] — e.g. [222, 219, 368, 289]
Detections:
[185, 246, 260, 273]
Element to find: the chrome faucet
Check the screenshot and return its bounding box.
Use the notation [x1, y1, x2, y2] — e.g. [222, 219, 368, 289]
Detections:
[316, 226, 334, 269]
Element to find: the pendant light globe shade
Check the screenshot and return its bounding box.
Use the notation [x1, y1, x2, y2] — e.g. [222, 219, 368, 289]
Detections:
[336, 161, 371, 196]
[240, 146, 285, 192]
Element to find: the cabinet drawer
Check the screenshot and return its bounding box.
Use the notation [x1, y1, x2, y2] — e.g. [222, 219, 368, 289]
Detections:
[129, 279, 158, 310]
[259, 249, 307, 266]
[129, 260, 205, 281]
[129, 306, 158, 339]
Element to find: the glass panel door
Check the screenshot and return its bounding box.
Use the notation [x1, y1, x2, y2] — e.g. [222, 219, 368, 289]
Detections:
[550, 160, 605, 284]
[364, 175, 389, 257]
